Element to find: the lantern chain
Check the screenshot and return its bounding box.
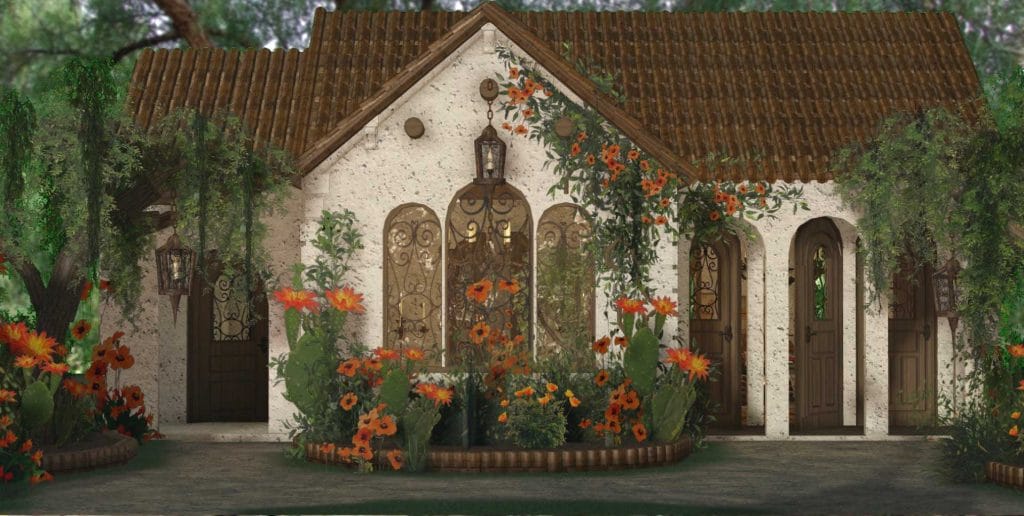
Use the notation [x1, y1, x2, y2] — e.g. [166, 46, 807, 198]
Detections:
[486, 100, 493, 123]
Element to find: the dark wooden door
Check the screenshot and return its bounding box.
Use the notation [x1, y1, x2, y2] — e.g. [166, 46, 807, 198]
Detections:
[188, 263, 269, 422]
[690, 233, 741, 428]
[794, 219, 842, 431]
[889, 259, 937, 428]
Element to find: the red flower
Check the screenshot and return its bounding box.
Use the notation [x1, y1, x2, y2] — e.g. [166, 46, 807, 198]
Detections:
[110, 344, 135, 370]
[627, 149, 640, 161]
[0, 322, 29, 347]
[274, 288, 319, 313]
[469, 322, 491, 345]
[64, 379, 90, 399]
[666, 347, 693, 370]
[508, 67, 519, 79]
[709, 210, 721, 221]
[514, 124, 528, 136]
[337, 358, 360, 377]
[41, 362, 69, 375]
[466, 279, 493, 304]
[614, 297, 646, 315]
[586, 154, 596, 166]
[373, 348, 399, 360]
[640, 160, 651, 171]
[1008, 344, 1024, 358]
[650, 296, 678, 317]
[71, 319, 92, 340]
[594, 369, 609, 387]
[387, 449, 404, 470]
[522, 107, 534, 119]
[632, 422, 648, 442]
[654, 215, 668, 225]
[592, 336, 610, 354]
[99, 279, 112, 291]
[498, 278, 521, 295]
[403, 347, 425, 361]
[614, 336, 628, 348]
[325, 286, 365, 314]
[755, 182, 767, 195]
[570, 142, 581, 157]
[687, 354, 711, 382]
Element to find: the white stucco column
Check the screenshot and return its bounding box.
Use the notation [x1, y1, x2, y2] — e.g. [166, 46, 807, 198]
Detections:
[862, 290, 889, 436]
[762, 227, 791, 438]
[742, 227, 767, 426]
[676, 236, 691, 347]
[836, 221, 859, 426]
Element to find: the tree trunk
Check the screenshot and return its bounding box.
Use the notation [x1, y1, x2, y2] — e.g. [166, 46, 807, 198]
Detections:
[152, 0, 214, 49]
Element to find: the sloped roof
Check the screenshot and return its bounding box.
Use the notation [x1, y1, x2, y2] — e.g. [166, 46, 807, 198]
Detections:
[127, 2, 983, 183]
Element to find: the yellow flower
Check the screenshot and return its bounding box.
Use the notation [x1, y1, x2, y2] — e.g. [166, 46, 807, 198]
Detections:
[564, 389, 575, 398]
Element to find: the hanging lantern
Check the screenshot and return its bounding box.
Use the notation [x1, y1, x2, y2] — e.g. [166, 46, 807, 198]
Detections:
[155, 229, 195, 323]
[932, 257, 960, 335]
[474, 78, 506, 185]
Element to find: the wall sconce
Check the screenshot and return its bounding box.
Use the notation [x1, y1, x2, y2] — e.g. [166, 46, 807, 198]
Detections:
[155, 227, 195, 323]
[474, 78, 506, 185]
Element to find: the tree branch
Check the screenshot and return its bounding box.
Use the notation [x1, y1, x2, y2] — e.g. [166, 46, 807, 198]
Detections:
[112, 31, 181, 62]
[151, 0, 214, 49]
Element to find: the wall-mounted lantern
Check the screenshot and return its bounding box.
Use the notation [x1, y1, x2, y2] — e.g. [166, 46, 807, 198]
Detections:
[155, 227, 195, 323]
[932, 257, 961, 336]
[474, 78, 506, 185]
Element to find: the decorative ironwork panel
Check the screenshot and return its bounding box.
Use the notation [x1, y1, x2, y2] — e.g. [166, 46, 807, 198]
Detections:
[446, 183, 532, 363]
[813, 245, 828, 320]
[212, 273, 251, 341]
[690, 245, 720, 320]
[889, 261, 918, 320]
[384, 204, 443, 363]
[536, 204, 595, 355]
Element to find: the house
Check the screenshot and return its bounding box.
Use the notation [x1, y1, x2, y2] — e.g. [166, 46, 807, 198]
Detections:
[116, 2, 982, 440]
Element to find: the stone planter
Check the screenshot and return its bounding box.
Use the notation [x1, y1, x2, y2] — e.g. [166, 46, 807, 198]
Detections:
[305, 437, 693, 473]
[40, 431, 138, 474]
[986, 461, 1024, 489]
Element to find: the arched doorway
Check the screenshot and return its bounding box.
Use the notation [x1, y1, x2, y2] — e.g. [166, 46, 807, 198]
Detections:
[690, 232, 742, 429]
[187, 260, 269, 422]
[793, 218, 843, 432]
[888, 257, 938, 430]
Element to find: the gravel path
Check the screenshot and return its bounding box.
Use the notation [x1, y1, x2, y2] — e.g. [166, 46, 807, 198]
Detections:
[2, 440, 1022, 514]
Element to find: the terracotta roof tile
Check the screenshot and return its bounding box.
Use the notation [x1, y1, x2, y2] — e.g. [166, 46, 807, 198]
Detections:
[127, 4, 982, 182]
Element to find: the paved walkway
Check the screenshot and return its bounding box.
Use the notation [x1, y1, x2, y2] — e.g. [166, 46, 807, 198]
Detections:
[2, 440, 1022, 514]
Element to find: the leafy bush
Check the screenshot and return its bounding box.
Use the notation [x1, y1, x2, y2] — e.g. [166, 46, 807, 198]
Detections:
[497, 379, 568, 449]
[939, 396, 1017, 482]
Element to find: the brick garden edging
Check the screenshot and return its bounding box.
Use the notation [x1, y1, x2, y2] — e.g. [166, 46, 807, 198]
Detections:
[305, 438, 692, 472]
[986, 461, 1024, 489]
[41, 431, 138, 474]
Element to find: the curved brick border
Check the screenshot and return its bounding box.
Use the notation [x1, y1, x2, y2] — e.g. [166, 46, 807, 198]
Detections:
[986, 461, 1024, 489]
[306, 438, 692, 472]
[41, 431, 138, 474]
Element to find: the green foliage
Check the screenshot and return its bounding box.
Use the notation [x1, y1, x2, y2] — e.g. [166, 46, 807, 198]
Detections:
[51, 386, 96, 447]
[939, 396, 1018, 482]
[501, 396, 568, 449]
[623, 326, 659, 398]
[651, 381, 696, 443]
[283, 330, 331, 417]
[379, 367, 410, 416]
[18, 380, 54, 432]
[402, 397, 442, 472]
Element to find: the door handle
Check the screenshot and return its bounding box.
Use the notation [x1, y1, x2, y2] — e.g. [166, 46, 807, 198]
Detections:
[921, 324, 931, 342]
[720, 324, 733, 343]
[805, 326, 818, 344]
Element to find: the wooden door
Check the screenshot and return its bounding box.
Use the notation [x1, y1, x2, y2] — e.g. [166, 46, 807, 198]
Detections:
[889, 259, 937, 428]
[794, 219, 842, 431]
[188, 262, 269, 422]
[690, 233, 741, 428]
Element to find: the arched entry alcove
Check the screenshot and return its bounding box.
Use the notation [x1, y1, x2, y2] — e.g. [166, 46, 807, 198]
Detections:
[888, 255, 938, 431]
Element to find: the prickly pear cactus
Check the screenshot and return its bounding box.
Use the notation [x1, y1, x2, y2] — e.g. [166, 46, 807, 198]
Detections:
[379, 367, 410, 415]
[20, 381, 55, 432]
[652, 383, 696, 443]
[403, 398, 442, 472]
[284, 331, 329, 415]
[623, 327, 659, 397]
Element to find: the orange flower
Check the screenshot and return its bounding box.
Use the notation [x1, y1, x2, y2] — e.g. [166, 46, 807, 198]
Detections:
[466, 279, 493, 304]
[19, 331, 57, 362]
[502, 121, 513, 131]
[687, 354, 711, 382]
[498, 278, 521, 295]
[0, 321, 29, 347]
[600, 143, 621, 163]
[546, 382, 559, 393]
[337, 358, 360, 377]
[81, 281, 93, 300]
[387, 449, 404, 470]
[1010, 425, 1019, 438]
[614, 336, 628, 349]
[654, 215, 668, 225]
[498, 412, 509, 423]
[0, 390, 17, 404]
[570, 143, 581, 157]
[337, 446, 353, 462]
[362, 358, 382, 373]
[507, 86, 524, 104]
[339, 392, 358, 411]
[500, 398, 510, 407]
[110, 345, 135, 370]
[320, 443, 336, 456]
[1018, 379, 1024, 391]
[522, 107, 534, 119]
[415, 382, 438, 398]
[1008, 344, 1024, 358]
[514, 386, 535, 398]
[660, 197, 671, 209]
[431, 387, 454, 406]
[14, 355, 36, 369]
[71, 319, 92, 340]
[579, 418, 592, 429]
[605, 403, 622, 423]
[376, 415, 397, 436]
[20, 439, 32, 453]
[63, 379, 89, 399]
[709, 210, 721, 221]
[577, 131, 588, 142]
[622, 390, 640, 410]
[92, 340, 114, 365]
[352, 426, 374, 445]
[403, 347, 425, 361]
[594, 369, 609, 387]
[514, 124, 528, 136]
[755, 182, 767, 195]
[544, 88, 553, 97]
[29, 471, 54, 484]
[737, 183, 749, 195]
[614, 297, 647, 315]
[592, 336, 610, 354]
[537, 394, 553, 406]
[325, 286, 365, 314]
[585, 154, 596, 166]
[102, 330, 125, 347]
[508, 67, 519, 79]
[666, 347, 693, 370]
[469, 322, 491, 345]
[0, 430, 16, 447]
[373, 348, 400, 360]
[0, 415, 11, 427]
[31, 450, 43, 466]
[354, 443, 373, 461]
[42, 362, 69, 375]
[639, 159, 651, 171]
[608, 420, 622, 434]
[632, 422, 648, 442]
[274, 288, 319, 313]
[569, 396, 581, 408]
[627, 149, 640, 161]
[1011, 411, 1021, 420]
[650, 296, 678, 317]
[641, 215, 652, 224]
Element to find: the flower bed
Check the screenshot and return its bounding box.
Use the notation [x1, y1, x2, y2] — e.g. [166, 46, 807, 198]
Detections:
[40, 430, 137, 473]
[305, 437, 692, 473]
[986, 461, 1024, 489]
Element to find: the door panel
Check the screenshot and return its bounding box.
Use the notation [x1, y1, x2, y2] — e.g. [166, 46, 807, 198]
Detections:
[188, 262, 269, 422]
[794, 219, 843, 431]
[690, 233, 741, 428]
[889, 260, 937, 427]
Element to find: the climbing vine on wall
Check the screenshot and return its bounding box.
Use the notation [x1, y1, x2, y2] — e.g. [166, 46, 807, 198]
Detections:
[493, 45, 806, 301]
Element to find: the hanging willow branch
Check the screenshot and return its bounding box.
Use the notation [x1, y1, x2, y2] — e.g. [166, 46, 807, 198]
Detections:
[0, 87, 34, 228]
[191, 112, 209, 280]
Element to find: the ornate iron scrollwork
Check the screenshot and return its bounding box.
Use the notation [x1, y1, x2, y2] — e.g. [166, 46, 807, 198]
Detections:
[536, 204, 594, 354]
[690, 245, 721, 321]
[384, 204, 442, 363]
[213, 273, 251, 341]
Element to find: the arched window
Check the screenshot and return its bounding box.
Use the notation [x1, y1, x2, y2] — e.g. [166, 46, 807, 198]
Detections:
[383, 204, 442, 365]
[536, 203, 594, 356]
[446, 182, 531, 364]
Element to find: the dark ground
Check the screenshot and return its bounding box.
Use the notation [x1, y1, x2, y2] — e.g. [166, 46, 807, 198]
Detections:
[2, 440, 1022, 514]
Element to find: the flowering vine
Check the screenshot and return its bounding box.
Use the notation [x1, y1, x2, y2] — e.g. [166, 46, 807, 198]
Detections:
[494, 46, 806, 299]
